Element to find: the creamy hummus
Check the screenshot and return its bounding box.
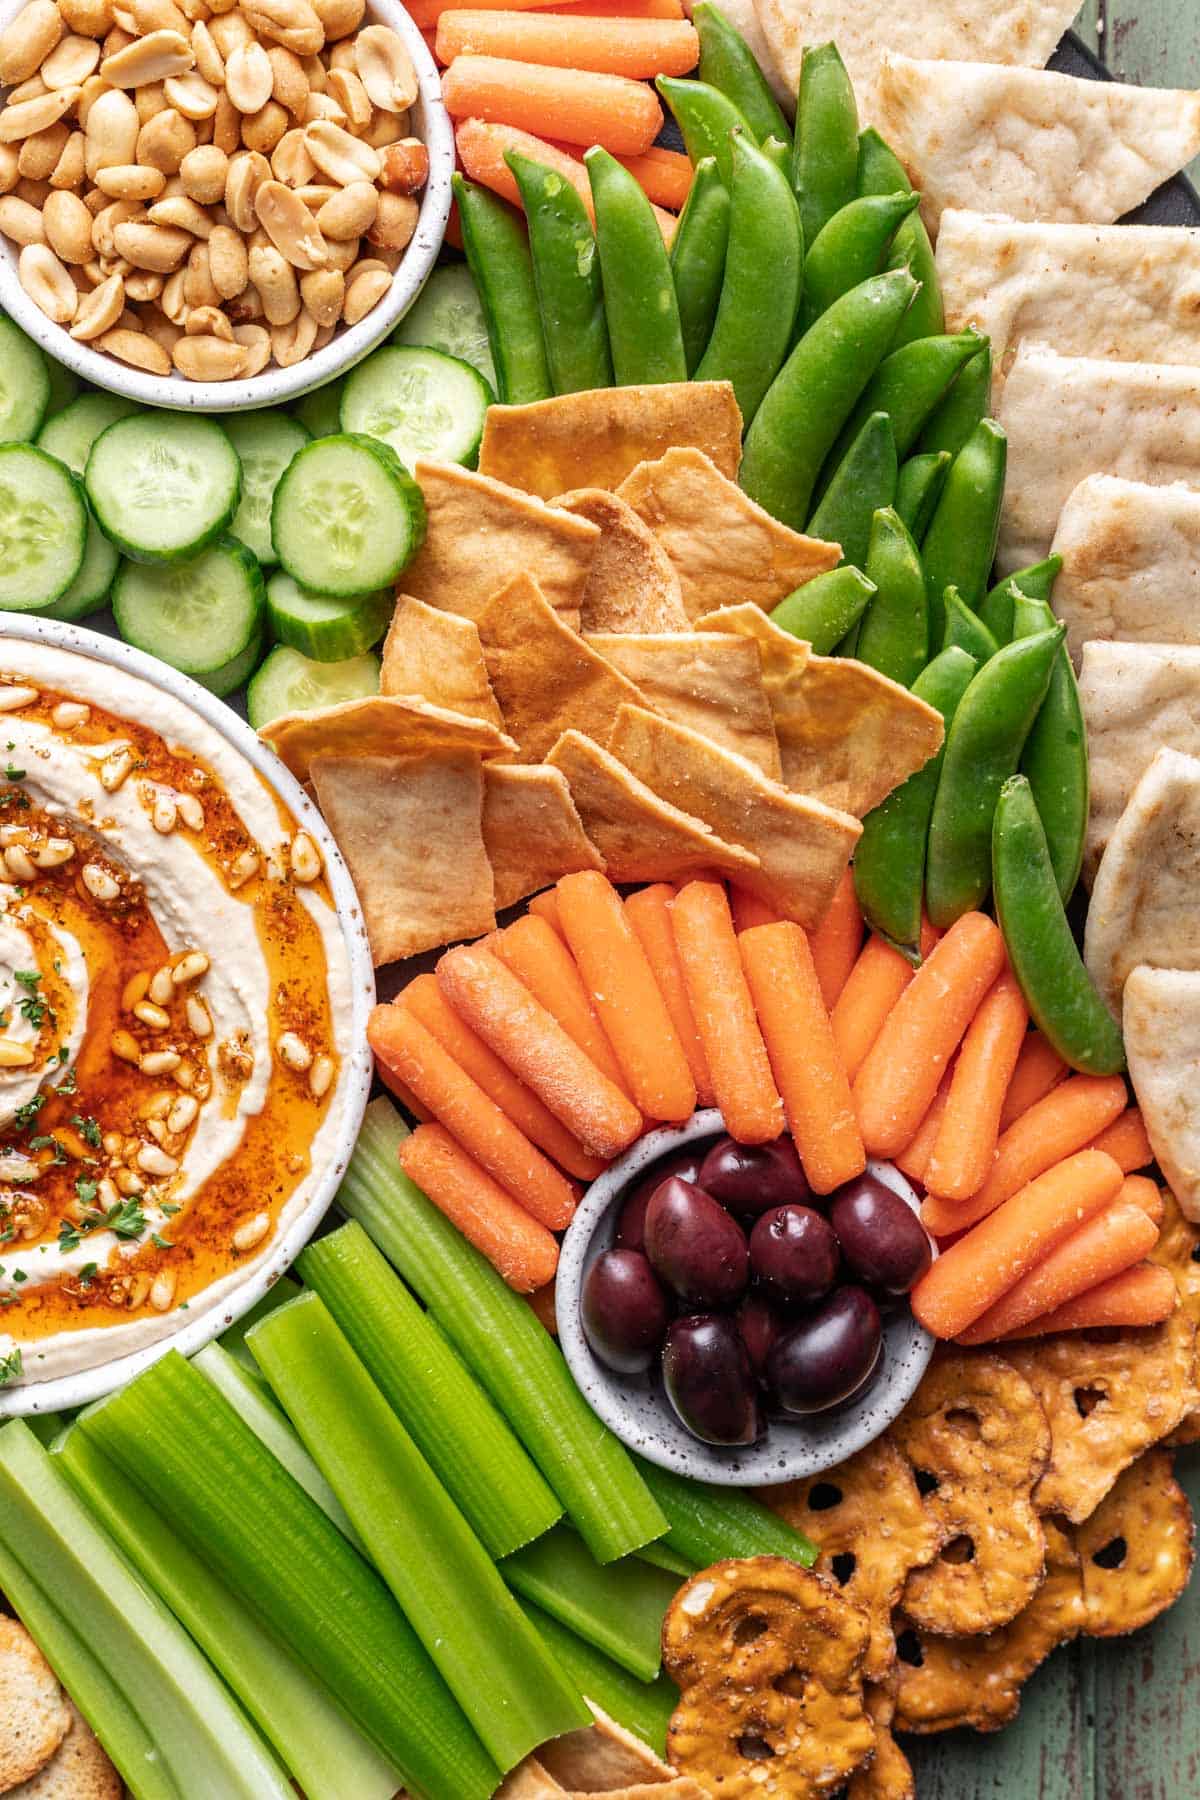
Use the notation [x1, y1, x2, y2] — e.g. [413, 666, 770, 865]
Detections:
[0, 640, 356, 1389]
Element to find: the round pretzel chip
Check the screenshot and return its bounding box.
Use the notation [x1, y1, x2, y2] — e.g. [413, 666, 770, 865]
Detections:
[662, 1557, 875, 1798]
[845, 1685, 914, 1800]
[1149, 1189, 1200, 1444]
[1075, 1449, 1196, 1636]
[890, 1352, 1051, 1636]
[0, 1617, 70, 1792]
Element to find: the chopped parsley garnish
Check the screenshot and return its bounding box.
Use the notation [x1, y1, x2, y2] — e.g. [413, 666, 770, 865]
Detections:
[11, 1269, 26, 1283]
[161, 1202, 181, 1216]
[75, 1177, 97, 1207]
[72, 1114, 101, 1148]
[78, 1262, 96, 1289]
[14, 1094, 43, 1128]
[57, 1066, 76, 1094]
[4, 766, 24, 782]
[151, 1233, 172, 1250]
[14, 970, 40, 991]
[0, 1347, 21, 1386]
[59, 1195, 146, 1254]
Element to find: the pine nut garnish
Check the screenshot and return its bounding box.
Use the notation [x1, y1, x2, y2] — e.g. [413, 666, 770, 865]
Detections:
[308, 1052, 333, 1098]
[0, 1038, 35, 1068]
[148, 964, 174, 1006]
[149, 1268, 176, 1311]
[185, 992, 211, 1037]
[140, 1047, 181, 1075]
[122, 970, 150, 1010]
[115, 1167, 143, 1194]
[3, 844, 36, 881]
[51, 701, 89, 729]
[137, 1140, 177, 1175]
[176, 792, 204, 831]
[146, 1116, 168, 1144]
[288, 829, 322, 883]
[133, 998, 170, 1030]
[96, 1175, 120, 1210]
[167, 1093, 197, 1134]
[112, 1028, 141, 1064]
[171, 948, 208, 984]
[141, 1092, 172, 1119]
[0, 685, 37, 711]
[99, 746, 133, 791]
[232, 1209, 269, 1252]
[276, 1029, 311, 1071]
[32, 837, 75, 868]
[171, 1059, 196, 1089]
[82, 861, 120, 901]
[152, 792, 177, 833]
[228, 848, 259, 888]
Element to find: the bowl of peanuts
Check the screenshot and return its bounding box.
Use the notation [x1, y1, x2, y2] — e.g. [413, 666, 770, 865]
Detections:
[0, 0, 453, 408]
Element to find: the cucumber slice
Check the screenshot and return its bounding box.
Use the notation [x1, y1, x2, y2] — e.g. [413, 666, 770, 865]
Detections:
[40, 509, 119, 620]
[195, 623, 265, 699]
[224, 410, 310, 565]
[0, 444, 86, 609]
[86, 414, 240, 563]
[340, 346, 491, 471]
[247, 644, 380, 728]
[43, 357, 80, 420]
[393, 263, 497, 393]
[266, 571, 393, 662]
[38, 392, 140, 475]
[0, 315, 50, 441]
[293, 382, 343, 439]
[271, 433, 425, 596]
[113, 537, 265, 694]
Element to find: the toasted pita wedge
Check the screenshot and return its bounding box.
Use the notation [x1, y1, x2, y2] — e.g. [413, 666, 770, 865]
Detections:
[0, 1618, 70, 1792]
[380, 595, 505, 727]
[539, 1706, 675, 1792]
[1049, 477, 1200, 665]
[495, 1759, 569, 1799]
[482, 763, 604, 910]
[10, 1701, 122, 1800]
[309, 752, 496, 965]
[546, 730, 759, 886]
[260, 693, 516, 782]
[555, 489, 689, 634]
[586, 631, 782, 779]
[616, 447, 840, 618]
[478, 384, 743, 501]
[1124, 966, 1200, 1223]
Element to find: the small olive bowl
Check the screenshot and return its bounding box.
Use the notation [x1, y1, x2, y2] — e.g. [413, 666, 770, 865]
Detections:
[556, 1110, 937, 1487]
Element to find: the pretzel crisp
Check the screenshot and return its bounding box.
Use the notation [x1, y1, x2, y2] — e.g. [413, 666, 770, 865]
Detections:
[1150, 1189, 1200, 1445]
[1075, 1449, 1196, 1635]
[846, 1685, 915, 1800]
[662, 1557, 875, 1797]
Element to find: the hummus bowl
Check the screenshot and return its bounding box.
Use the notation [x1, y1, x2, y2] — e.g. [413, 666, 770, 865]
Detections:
[0, 617, 374, 1417]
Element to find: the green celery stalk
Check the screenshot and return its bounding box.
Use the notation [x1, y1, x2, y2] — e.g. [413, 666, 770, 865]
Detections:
[500, 1524, 679, 1681]
[249, 1292, 591, 1773]
[300, 1221, 562, 1556]
[79, 1350, 499, 1800]
[339, 1097, 667, 1563]
[218, 1274, 302, 1368]
[633, 1457, 818, 1567]
[54, 1425, 401, 1800]
[638, 1540, 696, 1577]
[0, 1419, 294, 1800]
[516, 1599, 677, 1757]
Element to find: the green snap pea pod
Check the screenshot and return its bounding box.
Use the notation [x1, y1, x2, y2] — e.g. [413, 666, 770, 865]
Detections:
[669, 156, 730, 375]
[853, 647, 977, 954]
[770, 565, 875, 654]
[695, 1, 790, 148]
[586, 147, 686, 387]
[791, 43, 859, 250]
[979, 554, 1062, 643]
[855, 128, 942, 346]
[895, 451, 950, 541]
[696, 132, 802, 423]
[829, 329, 986, 472]
[993, 776, 1124, 1075]
[920, 417, 1007, 645]
[453, 174, 551, 404]
[806, 411, 897, 571]
[1010, 593, 1088, 904]
[656, 76, 751, 189]
[924, 624, 1063, 930]
[740, 267, 917, 528]
[761, 136, 792, 181]
[856, 506, 927, 687]
[800, 192, 920, 331]
[942, 586, 998, 663]
[916, 340, 993, 457]
[505, 153, 611, 396]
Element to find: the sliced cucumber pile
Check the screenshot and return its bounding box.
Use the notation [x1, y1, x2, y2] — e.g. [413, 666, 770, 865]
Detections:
[0, 445, 87, 611]
[0, 316, 50, 443]
[266, 571, 393, 662]
[38, 394, 141, 476]
[86, 414, 241, 563]
[247, 645, 381, 729]
[340, 346, 492, 471]
[272, 433, 425, 596]
[42, 511, 119, 621]
[292, 382, 343, 439]
[224, 410, 310, 565]
[393, 263, 497, 394]
[113, 538, 265, 697]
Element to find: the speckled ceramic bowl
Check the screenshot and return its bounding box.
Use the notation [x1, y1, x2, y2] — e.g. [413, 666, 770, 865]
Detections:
[557, 1110, 937, 1486]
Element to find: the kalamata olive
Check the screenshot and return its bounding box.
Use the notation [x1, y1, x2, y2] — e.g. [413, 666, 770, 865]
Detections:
[697, 1135, 812, 1217]
[830, 1173, 933, 1296]
[616, 1145, 710, 1251]
[644, 1177, 749, 1308]
[737, 1292, 784, 1378]
[581, 1249, 670, 1375]
[749, 1205, 840, 1303]
[663, 1315, 761, 1445]
[768, 1287, 883, 1415]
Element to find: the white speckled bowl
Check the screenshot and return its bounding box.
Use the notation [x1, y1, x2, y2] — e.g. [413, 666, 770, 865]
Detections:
[0, 616, 375, 1418]
[0, 0, 454, 413]
[557, 1111, 937, 1486]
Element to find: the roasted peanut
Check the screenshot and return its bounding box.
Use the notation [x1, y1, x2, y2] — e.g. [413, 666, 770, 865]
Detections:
[206, 216, 246, 292]
[0, 88, 80, 144]
[254, 175, 326, 267]
[91, 194, 142, 254]
[184, 298, 229, 334]
[0, 146, 18, 194]
[112, 216, 191, 267]
[159, 261, 186, 316]
[95, 160, 166, 197]
[298, 260, 338, 324]
[231, 317, 268, 371]
[49, 128, 86, 187]
[123, 264, 161, 296]
[101, 26, 194, 83]
[359, 103, 405, 148]
[319, 224, 356, 268]
[223, 145, 267, 227]
[271, 125, 314, 186]
[13, 174, 51, 202]
[69, 266, 124, 334]
[142, 307, 181, 350]
[60, 0, 115, 36]
[135, 105, 195, 170]
[0, 0, 65, 85]
[163, 68, 218, 115]
[133, 77, 165, 120]
[241, 0, 323, 56]
[241, 97, 287, 152]
[18, 120, 70, 180]
[7, 73, 50, 102]
[225, 279, 261, 319]
[84, 87, 139, 175]
[314, 174, 373, 237]
[19, 241, 77, 319]
[247, 237, 297, 320]
[266, 43, 306, 115]
[270, 301, 315, 362]
[172, 329, 244, 376]
[342, 257, 386, 322]
[224, 39, 271, 110]
[366, 186, 414, 250]
[42, 31, 102, 85]
[0, 193, 46, 243]
[182, 235, 217, 302]
[147, 189, 210, 232]
[311, 0, 362, 40]
[354, 25, 415, 113]
[206, 7, 250, 54]
[305, 115, 377, 183]
[131, 0, 188, 33]
[210, 87, 238, 150]
[190, 17, 223, 81]
[99, 322, 170, 368]
[43, 186, 95, 259]
[178, 140, 226, 199]
[327, 65, 369, 132]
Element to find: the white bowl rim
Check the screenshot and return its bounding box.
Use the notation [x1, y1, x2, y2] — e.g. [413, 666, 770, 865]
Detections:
[0, 615, 376, 1416]
[0, 0, 454, 413]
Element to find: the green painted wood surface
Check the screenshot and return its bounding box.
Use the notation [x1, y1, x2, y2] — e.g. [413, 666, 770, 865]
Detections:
[1073, 0, 1200, 182]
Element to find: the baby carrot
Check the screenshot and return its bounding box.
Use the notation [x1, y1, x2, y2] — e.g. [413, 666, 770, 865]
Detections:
[1120, 1173, 1165, 1225]
[808, 867, 862, 1009]
[998, 1263, 1177, 1339]
[729, 887, 782, 934]
[741, 921, 866, 1194]
[1088, 1108, 1153, 1175]
[998, 1029, 1068, 1130]
[911, 1148, 1125, 1339]
[671, 880, 783, 1145]
[411, 0, 559, 24]
[853, 911, 1006, 1158]
[624, 883, 715, 1108]
[492, 913, 629, 1095]
[368, 1004, 579, 1230]
[400, 1123, 561, 1293]
[435, 12, 700, 79]
[830, 921, 938, 1082]
[925, 968, 1028, 1202]
[895, 1074, 952, 1186]
[442, 55, 664, 155]
[455, 119, 676, 242]
[527, 889, 564, 935]
[549, 0, 685, 17]
[607, 146, 693, 212]
[375, 1061, 433, 1123]
[437, 942, 644, 1159]
[556, 871, 696, 1123]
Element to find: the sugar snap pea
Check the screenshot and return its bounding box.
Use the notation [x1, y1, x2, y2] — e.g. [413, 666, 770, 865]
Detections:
[895, 451, 950, 540]
[1011, 592, 1088, 903]
[942, 587, 998, 663]
[806, 411, 897, 571]
[916, 340, 992, 458]
[993, 776, 1124, 1074]
[453, 174, 551, 404]
[770, 565, 875, 654]
[799, 192, 920, 331]
[920, 417, 1007, 645]
[924, 624, 1063, 929]
[855, 128, 943, 346]
[792, 43, 859, 249]
[829, 330, 986, 472]
[978, 554, 1062, 644]
[740, 267, 917, 528]
[586, 148, 686, 387]
[695, 1, 790, 148]
[669, 157, 730, 375]
[853, 646, 977, 953]
[761, 136, 792, 181]
[856, 506, 927, 686]
[506, 152, 611, 396]
[657, 76, 751, 189]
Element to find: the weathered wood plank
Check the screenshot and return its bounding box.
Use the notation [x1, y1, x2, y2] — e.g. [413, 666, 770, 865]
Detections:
[1083, 0, 1200, 180]
[907, 1642, 1089, 1799]
[1073, 0, 1104, 59]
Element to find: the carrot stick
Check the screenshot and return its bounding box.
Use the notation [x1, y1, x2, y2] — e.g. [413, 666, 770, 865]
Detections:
[740, 921, 865, 1194]
[808, 867, 862, 1010]
[399, 1123, 560, 1293]
[894, 1074, 952, 1185]
[924, 968, 1028, 1202]
[555, 871, 695, 1123]
[547, 0, 685, 18]
[830, 920, 938, 1082]
[911, 1147, 1125, 1339]
[624, 883, 714, 1108]
[403, 972, 605, 1181]
[410, 0, 556, 26]
[455, 118, 676, 240]
[1088, 1107, 1153, 1175]
[491, 912, 629, 1095]
[368, 1004, 578, 1230]
[998, 1262, 1178, 1339]
[1119, 1173, 1165, 1226]
[852, 911, 1006, 1159]
[442, 55, 663, 154]
[437, 942, 643, 1159]
[527, 889, 564, 936]
[375, 1064, 433, 1122]
[670, 881, 783, 1145]
[729, 886, 781, 935]
[527, 1279, 558, 1335]
[548, 137, 692, 208]
[436, 12, 699, 78]
[998, 1030, 1068, 1130]
[921, 1073, 1128, 1237]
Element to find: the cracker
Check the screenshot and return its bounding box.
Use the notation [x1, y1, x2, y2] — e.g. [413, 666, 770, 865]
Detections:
[259, 693, 515, 783]
[1151, 1188, 1200, 1443]
[380, 595, 505, 728]
[587, 633, 782, 779]
[1075, 1449, 1195, 1636]
[846, 1686, 915, 1800]
[9, 1700, 122, 1799]
[495, 1759, 569, 1799]
[555, 489, 689, 634]
[539, 1706, 674, 1792]
[0, 1617, 70, 1792]
[482, 764, 604, 911]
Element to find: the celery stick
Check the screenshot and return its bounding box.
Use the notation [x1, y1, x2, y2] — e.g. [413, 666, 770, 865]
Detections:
[250, 1291, 591, 1773]
[80, 1350, 499, 1800]
[219, 1274, 302, 1368]
[517, 1599, 677, 1757]
[55, 1426, 400, 1800]
[300, 1222, 562, 1556]
[638, 1541, 696, 1577]
[339, 1098, 667, 1562]
[500, 1524, 679, 1681]
[0, 1419, 294, 1800]
[633, 1456, 818, 1566]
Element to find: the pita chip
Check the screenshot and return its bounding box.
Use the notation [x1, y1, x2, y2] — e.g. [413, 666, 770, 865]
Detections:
[381, 595, 505, 727]
[495, 1759, 568, 1799]
[402, 460, 599, 629]
[259, 692, 516, 782]
[482, 763, 604, 910]
[609, 703, 860, 928]
[478, 383, 743, 501]
[555, 488, 690, 634]
[1078, 641, 1200, 885]
[539, 1708, 675, 1792]
[876, 54, 1200, 234]
[615, 447, 840, 619]
[546, 730, 760, 886]
[587, 631, 782, 778]
[1125, 965, 1200, 1222]
[309, 752, 496, 965]
[1050, 477, 1200, 665]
